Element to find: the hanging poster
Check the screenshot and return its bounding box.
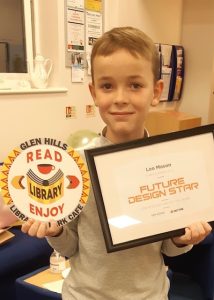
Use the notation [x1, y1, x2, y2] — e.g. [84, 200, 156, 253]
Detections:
[86, 10, 102, 52]
[67, 8, 85, 51]
[65, 0, 104, 68]
[85, 0, 102, 12]
[67, 0, 84, 10]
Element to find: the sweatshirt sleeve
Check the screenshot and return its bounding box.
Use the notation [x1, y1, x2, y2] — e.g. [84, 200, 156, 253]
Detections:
[161, 239, 193, 257]
[46, 217, 79, 258]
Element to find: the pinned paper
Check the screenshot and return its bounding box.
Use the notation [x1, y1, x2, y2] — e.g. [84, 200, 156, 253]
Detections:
[72, 65, 84, 83]
[85, 104, 96, 117]
[66, 106, 77, 119]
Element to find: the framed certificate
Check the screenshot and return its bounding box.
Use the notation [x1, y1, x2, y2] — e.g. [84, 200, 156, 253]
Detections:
[85, 124, 214, 252]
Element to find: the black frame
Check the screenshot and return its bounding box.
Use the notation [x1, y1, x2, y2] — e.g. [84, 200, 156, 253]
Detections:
[85, 124, 214, 252]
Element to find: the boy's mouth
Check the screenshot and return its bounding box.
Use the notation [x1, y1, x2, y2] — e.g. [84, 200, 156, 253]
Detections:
[110, 112, 134, 115]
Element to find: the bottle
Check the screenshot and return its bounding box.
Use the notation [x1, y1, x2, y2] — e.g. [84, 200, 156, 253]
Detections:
[50, 250, 66, 273]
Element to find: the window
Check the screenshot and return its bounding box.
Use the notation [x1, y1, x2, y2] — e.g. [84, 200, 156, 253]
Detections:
[0, 0, 33, 80]
[0, 0, 67, 93]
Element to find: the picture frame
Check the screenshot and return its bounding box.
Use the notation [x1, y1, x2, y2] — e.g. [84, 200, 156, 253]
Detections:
[85, 124, 214, 252]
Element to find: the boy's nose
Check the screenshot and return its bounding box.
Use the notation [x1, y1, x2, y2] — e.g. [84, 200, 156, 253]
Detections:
[114, 88, 128, 104]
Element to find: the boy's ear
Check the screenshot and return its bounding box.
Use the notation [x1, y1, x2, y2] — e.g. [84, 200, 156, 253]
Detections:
[89, 83, 98, 106]
[151, 79, 164, 107]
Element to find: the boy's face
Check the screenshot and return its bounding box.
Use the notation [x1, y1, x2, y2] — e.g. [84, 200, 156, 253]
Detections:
[89, 49, 163, 143]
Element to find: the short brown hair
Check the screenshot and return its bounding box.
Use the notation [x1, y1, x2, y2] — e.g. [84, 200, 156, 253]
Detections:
[90, 26, 160, 82]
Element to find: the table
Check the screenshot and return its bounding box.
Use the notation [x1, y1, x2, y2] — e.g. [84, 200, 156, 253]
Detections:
[25, 265, 64, 288]
[15, 264, 67, 300]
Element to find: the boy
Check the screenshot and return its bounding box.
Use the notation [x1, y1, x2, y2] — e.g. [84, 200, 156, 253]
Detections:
[22, 27, 212, 300]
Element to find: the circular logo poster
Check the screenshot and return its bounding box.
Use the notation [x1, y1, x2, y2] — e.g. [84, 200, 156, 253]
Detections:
[0, 138, 90, 226]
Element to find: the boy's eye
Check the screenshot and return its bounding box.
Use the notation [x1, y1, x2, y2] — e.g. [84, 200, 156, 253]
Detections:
[130, 83, 142, 90]
[101, 83, 112, 90]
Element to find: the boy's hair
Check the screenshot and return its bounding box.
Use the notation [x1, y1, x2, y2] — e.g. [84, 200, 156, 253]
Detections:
[90, 26, 160, 83]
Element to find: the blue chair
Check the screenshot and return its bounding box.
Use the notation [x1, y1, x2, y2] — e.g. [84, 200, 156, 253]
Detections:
[15, 266, 62, 300]
[16, 266, 206, 300]
[165, 233, 214, 300]
[0, 227, 52, 300]
[168, 269, 204, 299]
[15, 234, 214, 300]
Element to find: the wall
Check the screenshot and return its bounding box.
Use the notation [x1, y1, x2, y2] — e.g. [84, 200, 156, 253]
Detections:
[106, 0, 183, 44]
[209, 60, 214, 123]
[105, 0, 184, 113]
[178, 0, 214, 124]
[0, 0, 212, 161]
[0, 0, 104, 161]
[0, 0, 183, 161]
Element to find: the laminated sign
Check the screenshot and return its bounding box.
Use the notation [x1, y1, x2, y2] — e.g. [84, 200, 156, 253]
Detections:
[0, 138, 90, 226]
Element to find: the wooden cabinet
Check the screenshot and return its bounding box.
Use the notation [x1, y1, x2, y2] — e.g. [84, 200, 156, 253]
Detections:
[145, 110, 201, 136]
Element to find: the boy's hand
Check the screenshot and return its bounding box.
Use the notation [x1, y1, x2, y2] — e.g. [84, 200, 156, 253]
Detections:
[21, 219, 62, 238]
[172, 221, 212, 246]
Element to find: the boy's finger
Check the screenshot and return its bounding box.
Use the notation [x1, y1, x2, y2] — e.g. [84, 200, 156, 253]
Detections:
[27, 220, 41, 236]
[46, 219, 62, 237]
[183, 227, 192, 241]
[201, 221, 212, 233]
[21, 218, 34, 233]
[36, 221, 48, 238]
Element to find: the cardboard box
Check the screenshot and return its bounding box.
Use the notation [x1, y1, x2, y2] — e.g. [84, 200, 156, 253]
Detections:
[145, 110, 201, 136]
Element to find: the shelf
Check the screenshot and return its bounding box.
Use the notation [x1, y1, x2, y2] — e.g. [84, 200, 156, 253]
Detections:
[0, 87, 68, 95]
